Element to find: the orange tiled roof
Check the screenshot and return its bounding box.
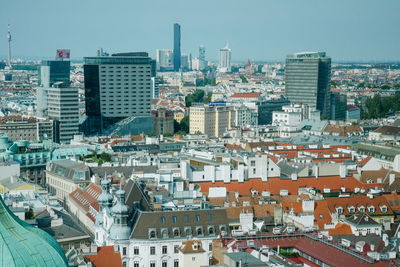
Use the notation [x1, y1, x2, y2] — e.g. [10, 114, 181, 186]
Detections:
[328, 223, 352, 236]
[195, 176, 380, 196]
[358, 156, 372, 167]
[85, 246, 122, 267]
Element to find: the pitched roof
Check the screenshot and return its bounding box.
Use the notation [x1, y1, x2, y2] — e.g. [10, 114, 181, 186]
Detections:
[328, 223, 352, 236]
[84, 246, 122, 267]
[179, 240, 206, 254]
[195, 176, 379, 196]
[373, 126, 400, 135]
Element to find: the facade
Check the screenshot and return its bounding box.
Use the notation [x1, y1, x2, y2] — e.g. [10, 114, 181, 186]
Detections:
[156, 49, 173, 71]
[152, 108, 174, 136]
[231, 105, 258, 128]
[257, 98, 291, 125]
[46, 160, 91, 207]
[199, 45, 206, 70]
[219, 44, 231, 73]
[285, 52, 331, 118]
[180, 53, 191, 71]
[40, 60, 70, 87]
[346, 105, 361, 120]
[189, 104, 232, 137]
[47, 82, 79, 144]
[84, 52, 154, 134]
[0, 116, 53, 142]
[151, 77, 160, 99]
[94, 179, 229, 267]
[330, 92, 347, 120]
[173, 23, 181, 72]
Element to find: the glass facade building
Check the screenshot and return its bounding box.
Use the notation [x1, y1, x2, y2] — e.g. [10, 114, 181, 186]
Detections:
[40, 60, 70, 87]
[173, 23, 181, 72]
[285, 52, 331, 118]
[83, 52, 155, 135]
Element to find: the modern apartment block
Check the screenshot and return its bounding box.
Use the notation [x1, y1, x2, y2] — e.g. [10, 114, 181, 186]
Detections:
[40, 60, 70, 87]
[47, 82, 79, 144]
[83, 52, 155, 134]
[189, 104, 232, 137]
[285, 52, 331, 118]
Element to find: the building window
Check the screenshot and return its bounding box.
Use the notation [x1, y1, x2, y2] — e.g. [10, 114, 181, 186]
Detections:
[174, 245, 179, 254]
[162, 260, 167, 267]
[134, 262, 139, 267]
[192, 257, 196, 261]
[184, 215, 189, 223]
[209, 243, 212, 251]
[149, 230, 156, 239]
[162, 245, 168, 254]
[150, 246, 155, 255]
[195, 215, 200, 222]
[134, 247, 139, 255]
[123, 263, 126, 267]
[161, 216, 165, 224]
[173, 229, 180, 237]
[150, 262, 155, 267]
[172, 216, 177, 223]
[174, 260, 179, 267]
[123, 247, 127, 256]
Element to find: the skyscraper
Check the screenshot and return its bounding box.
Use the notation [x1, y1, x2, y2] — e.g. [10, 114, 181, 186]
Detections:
[173, 23, 181, 72]
[7, 24, 11, 68]
[219, 43, 231, 73]
[83, 52, 154, 134]
[40, 60, 70, 87]
[199, 45, 206, 70]
[285, 52, 331, 118]
[156, 49, 173, 71]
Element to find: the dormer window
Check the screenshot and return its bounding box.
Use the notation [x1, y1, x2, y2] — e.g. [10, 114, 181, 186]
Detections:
[149, 229, 156, 239]
[348, 206, 355, 213]
[336, 207, 343, 214]
[161, 228, 168, 238]
[173, 228, 180, 237]
[196, 226, 203, 236]
[184, 227, 192, 237]
[368, 206, 375, 213]
[380, 206, 387, 213]
[208, 226, 215, 235]
[358, 206, 365, 212]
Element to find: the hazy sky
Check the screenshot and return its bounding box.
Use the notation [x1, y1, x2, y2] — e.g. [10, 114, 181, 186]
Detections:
[1, 0, 399, 62]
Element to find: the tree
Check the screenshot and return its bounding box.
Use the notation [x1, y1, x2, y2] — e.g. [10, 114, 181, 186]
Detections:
[185, 90, 205, 107]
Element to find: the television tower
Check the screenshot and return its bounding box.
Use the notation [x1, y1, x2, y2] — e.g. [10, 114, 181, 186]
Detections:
[7, 24, 11, 67]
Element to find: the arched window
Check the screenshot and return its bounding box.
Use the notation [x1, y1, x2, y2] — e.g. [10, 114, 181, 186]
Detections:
[162, 229, 168, 238]
[209, 227, 214, 235]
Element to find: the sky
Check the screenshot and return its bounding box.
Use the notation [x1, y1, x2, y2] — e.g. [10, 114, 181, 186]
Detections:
[1, 0, 399, 62]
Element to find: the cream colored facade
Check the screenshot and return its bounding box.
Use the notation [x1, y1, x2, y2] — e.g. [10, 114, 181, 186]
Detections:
[174, 111, 185, 123]
[189, 105, 232, 137]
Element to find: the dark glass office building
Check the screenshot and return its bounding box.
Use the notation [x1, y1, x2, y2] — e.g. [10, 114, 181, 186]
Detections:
[257, 97, 291, 125]
[330, 91, 347, 120]
[83, 52, 154, 135]
[40, 60, 70, 87]
[173, 23, 181, 72]
[285, 52, 331, 118]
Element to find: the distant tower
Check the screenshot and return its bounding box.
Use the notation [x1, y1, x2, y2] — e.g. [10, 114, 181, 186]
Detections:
[7, 24, 11, 67]
[219, 43, 231, 73]
[173, 23, 181, 72]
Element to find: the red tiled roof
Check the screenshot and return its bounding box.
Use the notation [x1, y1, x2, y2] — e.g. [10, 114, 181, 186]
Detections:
[69, 183, 101, 221]
[85, 246, 122, 267]
[195, 176, 380, 196]
[347, 104, 360, 110]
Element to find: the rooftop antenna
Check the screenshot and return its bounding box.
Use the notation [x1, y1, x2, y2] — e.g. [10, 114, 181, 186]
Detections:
[7, 24, 12, 68]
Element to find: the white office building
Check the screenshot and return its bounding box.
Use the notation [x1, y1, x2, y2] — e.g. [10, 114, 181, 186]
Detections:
[218, 43, 231, 73]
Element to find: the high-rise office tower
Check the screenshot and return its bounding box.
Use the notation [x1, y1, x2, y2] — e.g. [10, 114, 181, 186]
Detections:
[199, 45, 206, 70]
[219, 43, 231, 73]
[40, 60, 71, 87]
[7, 24, 11, 68]
[83, 52, 154, 134]
[173, 23, 181, 72]
[285, 52, 331, 118]
[47, 82, 79, 144]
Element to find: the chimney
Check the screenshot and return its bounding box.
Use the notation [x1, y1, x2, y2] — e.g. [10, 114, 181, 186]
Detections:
[314, 165, 319, 179]
[291, 173, 297, 181]
[340, 165, 347, 178]
[90, 243, 97, 253]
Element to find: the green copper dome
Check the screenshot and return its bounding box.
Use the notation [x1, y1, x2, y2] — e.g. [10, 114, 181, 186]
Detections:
[0, 195, 68, 266]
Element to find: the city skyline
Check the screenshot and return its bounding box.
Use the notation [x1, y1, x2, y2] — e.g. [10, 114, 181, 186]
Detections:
[1, 0, 399, 62]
